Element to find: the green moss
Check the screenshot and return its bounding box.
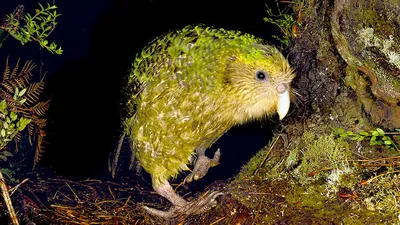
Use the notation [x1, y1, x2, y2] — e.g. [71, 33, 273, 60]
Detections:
[291, 132, 352, 184]
[352, 1, 395, 36]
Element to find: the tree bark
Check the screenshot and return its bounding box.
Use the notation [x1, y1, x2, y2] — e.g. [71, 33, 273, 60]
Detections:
[288, 0, 400, 129]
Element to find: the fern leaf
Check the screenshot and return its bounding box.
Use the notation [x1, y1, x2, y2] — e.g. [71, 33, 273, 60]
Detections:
[10, 58, 20, 78]
[33, 129, 47, 169]
[25, 82, 44, 105]
[1, 81, 14, 93]
[33, 118, 47, 129]
[2, 56, 10, 82]
[27, 123, 35, 146]
[19, 60, 36, 80]
[32, 100, 50, 116]
[19, 109, 33, 120]
[14, 132, 21, 152]
[0, 90, 14, 102]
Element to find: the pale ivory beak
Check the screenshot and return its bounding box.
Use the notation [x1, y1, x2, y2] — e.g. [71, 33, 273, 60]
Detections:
[277, 89, 290, 120]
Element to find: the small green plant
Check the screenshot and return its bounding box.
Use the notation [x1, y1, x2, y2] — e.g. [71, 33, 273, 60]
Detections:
[263, 1, 302, 49]
[0, 92, 31, 150]
[333, 127, 400, 152]
[0, 3, 62, 54]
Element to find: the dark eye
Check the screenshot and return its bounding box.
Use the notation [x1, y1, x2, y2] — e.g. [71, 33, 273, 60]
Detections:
[256, 70, 268, 81]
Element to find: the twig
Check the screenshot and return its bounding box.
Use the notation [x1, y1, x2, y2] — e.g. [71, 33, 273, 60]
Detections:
[252, 197, 263, 225]
[9, 178, 29, 196]
[361, 170, 400, 185]
[210, 216, 225, 225]
[65, 181, 81, 203]
[0, 171, 20, 225]
[253, 135, 282, 175]
[108, 185, 115, 200]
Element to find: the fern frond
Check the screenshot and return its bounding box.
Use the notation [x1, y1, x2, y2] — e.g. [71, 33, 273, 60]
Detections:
[0, 90, 14, 102]
[2, 56, 11, 82]
[25, 82, 44, 106]
[1, 81, 14, 93]
[14, 132, 21, 143]
[32, 100, 50, 116]
[14, 132, 21, 152]
[33, 129, 47, 169]
[19, 60, 35, 79]
[27, 123, 35, 146]
[10, 58, 21, 78]
[33, 118, 47, 129]
[19, 109, 32, 119]
[15, 78, 28, 89]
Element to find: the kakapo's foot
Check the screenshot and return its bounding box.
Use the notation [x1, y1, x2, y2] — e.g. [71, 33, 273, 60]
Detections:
[184, 148, 221, 183]
[143, 181, 223, 218]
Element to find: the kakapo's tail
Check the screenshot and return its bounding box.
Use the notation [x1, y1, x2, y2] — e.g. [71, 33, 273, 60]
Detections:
[109, 115, 127, 176]
[108, 121, 141, 178]
[108, 127, 126, 178]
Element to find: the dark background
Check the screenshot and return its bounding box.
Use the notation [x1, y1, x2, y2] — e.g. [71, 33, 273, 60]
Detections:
[0, 0, 282, 183]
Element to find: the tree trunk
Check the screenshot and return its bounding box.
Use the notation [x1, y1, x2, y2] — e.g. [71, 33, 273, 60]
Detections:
[289, 0, 400, 129]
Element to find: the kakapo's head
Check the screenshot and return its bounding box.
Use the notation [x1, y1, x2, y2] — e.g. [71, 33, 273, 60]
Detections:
[219, 42, 295, 122]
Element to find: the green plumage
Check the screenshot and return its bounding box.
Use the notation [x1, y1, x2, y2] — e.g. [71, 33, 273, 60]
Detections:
[123, 25, 294, 187]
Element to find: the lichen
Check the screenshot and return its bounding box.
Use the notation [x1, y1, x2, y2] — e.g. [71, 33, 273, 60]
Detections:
[357, 28, 400, 70]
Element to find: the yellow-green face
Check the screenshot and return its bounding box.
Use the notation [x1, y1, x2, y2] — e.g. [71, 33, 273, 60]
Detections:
[218, 44, 295, 123]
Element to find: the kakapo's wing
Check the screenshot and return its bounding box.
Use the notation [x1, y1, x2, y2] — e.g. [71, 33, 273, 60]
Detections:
[113, 25, 206, 177]
[120, 24, 251, 121]
[120, 26, 199, 120]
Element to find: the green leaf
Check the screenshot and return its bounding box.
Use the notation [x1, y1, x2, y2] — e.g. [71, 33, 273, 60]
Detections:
[384, 140, 393, 145]
[0, 168, 15, 176]
[18, 88, 27, 97]
[351, 136, 360, 141]
[0, 155, 8, 161]
[357, 136, 365, 141]
[360, 131, 369, 136]
[371, 130, 379, 136]
[0, 101, 7, 112]
[1, 129, 5, 137]
[382, 136, 389, 141]
[17, 118, 31, 131]
[2, 151, 13, 157]
[371, 136, 377, 142]
[10, 112, 17, 121]
[19, 98, 26, 105]
[13, 87, 19, 100]
[376, 128, 385, 136]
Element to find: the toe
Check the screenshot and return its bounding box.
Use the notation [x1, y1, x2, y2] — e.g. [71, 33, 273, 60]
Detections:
[143, 205, 176, 218]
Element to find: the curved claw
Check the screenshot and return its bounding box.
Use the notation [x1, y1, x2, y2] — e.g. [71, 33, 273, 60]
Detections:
[143, 191, 224, 218]
[185, 149, 221, 183]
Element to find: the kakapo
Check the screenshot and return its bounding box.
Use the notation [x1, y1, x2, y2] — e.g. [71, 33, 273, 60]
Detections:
[121, 25, 294, 218]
